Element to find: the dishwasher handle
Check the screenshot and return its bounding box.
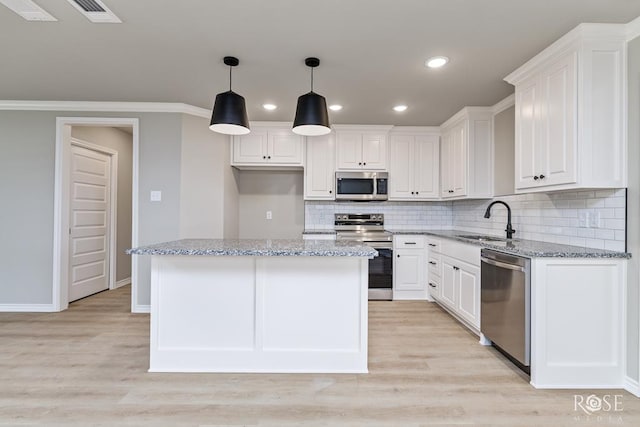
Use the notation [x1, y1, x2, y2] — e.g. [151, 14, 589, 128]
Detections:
[481, 256, 526, 273]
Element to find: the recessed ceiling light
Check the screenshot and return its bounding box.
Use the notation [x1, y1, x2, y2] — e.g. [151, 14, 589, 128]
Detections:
[393, 105, 408, 112]
[263, 103, 277, 111]
[329, 104, 343, 111]
[426, 56, 449, 68]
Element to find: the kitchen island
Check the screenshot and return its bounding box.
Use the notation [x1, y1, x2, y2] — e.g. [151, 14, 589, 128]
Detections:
[127, 239, 377, 373]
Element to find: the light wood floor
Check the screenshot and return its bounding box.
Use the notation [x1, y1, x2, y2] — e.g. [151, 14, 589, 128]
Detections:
[0, 286, 638, 426]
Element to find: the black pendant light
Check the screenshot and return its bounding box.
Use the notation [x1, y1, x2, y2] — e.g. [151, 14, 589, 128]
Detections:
[210, 56, 250, 135]
[293, 57, 331, 136]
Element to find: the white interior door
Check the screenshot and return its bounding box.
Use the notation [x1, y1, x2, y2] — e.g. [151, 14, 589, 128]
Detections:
[69, 145, 111, 302]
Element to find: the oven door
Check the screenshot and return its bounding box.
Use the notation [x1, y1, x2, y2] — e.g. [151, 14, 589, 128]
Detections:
[366, 241, 393, 300]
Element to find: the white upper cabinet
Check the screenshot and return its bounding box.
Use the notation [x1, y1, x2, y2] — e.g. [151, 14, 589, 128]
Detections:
[304, 133, 335, 200]
[505, 25, 626, 192]
[388, 129, 440, 200]
[439, 108, 493, 200]
[334, 125, 392, 170]
[231, 123, 304, 168]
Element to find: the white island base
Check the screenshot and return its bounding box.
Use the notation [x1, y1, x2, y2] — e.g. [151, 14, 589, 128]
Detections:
[149, 255, 369, 373]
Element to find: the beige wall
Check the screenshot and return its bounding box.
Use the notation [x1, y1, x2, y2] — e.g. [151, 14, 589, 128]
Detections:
[71, 126, 133, 283]
[237, 171, 304, 239]
[179, 114, 239, 239]
[493, 105, 515, 196]
[626, 35, 640, 382]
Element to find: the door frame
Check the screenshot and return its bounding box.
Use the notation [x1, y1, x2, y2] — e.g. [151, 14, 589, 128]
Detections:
[53, 117, 139, 312]
[70, 138, 118, 298]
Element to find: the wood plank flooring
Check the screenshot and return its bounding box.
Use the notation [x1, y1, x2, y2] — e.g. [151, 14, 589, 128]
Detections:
[0, 285, 638, 426]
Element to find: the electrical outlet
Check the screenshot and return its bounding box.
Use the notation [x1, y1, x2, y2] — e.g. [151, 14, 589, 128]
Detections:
[266, 211, 273, 220]
[150, 190, 162, 202]
[578, 211, 589, 228]
[589, 211, 601, 228]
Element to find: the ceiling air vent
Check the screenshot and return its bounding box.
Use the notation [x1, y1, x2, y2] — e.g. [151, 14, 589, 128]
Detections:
[66, 0, 121, 23]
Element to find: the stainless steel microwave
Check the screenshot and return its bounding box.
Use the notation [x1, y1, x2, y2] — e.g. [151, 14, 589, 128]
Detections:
[335, 172, 388, 201]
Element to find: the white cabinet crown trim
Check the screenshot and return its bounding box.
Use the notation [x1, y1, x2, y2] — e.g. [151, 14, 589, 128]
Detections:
[504, 23, 626, 85]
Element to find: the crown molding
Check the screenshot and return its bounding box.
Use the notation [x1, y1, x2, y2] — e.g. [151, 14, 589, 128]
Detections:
[504, 23, 627, 85]
[628, 15, 640, 41]
[331, 124, 394, 132]
[491, 94, 515, 115]
[389, 126, 440, 135]
[0, 100, 211, 118]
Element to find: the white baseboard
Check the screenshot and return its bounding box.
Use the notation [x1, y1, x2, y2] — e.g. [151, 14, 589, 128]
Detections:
[114, 277, 131, 289]
[132, 304, 150, 314]
[624, 376, 640, 397]
[0, 304, 56, 312]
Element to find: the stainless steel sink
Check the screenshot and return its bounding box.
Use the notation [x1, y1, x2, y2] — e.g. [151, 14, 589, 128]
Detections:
[456, 234, 508, 242]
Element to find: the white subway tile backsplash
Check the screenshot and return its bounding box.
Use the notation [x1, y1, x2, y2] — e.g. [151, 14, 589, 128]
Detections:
[304, 189, 627, 251]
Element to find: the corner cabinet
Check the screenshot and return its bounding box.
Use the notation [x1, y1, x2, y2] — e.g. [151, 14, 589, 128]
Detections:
[505, 25, 626, 192]
[304, 133, 335, 200]
[231, 124, 304, 169]
[334, 125, 392, 171]
[440, 108, 493, 200]
[388, 129, 440, 200]
[393, 235, 428, 300]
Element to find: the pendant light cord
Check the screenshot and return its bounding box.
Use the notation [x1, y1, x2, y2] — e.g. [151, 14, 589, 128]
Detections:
[310, 66, 314, 93]
[229, 65, 232, 91]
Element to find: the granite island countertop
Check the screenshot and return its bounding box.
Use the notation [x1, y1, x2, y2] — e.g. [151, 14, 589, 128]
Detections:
[127, 238, 378, 258]
[387, 229, 631, 259]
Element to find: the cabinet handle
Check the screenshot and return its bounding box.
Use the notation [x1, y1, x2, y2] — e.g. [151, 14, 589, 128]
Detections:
[263, 156, 267, 159]
[533, 175, 539, 180]
[363, 162, 366, 165]
[429, 261, 436, 265]
[448, 190, 454, 193]
[358, 162, 362, 166]
[329, 190, 332, 194]
[428, 282, 437, 288]
[416, 192, 419, 195]
[428, 243, 436, 247]
[453, 266, 460, 271]
[397, 254, 400, 258]
[411, 191, 415, 195]
[539, 174, 545, 179]
[268, 156, 271, 159]
[404, 242, 416, 245]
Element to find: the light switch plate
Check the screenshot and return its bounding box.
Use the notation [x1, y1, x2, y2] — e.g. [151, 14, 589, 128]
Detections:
[150, 191, 162, 202]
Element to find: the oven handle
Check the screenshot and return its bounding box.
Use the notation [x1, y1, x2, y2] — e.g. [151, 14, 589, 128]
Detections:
[365, 242, 393, 249]
[481, 256, 525, 272]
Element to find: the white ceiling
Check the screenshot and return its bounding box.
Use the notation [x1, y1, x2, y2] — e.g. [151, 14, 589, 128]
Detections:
[1, 0, 639, 126]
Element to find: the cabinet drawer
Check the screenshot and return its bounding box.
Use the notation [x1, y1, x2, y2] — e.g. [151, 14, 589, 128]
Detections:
[426, 238, 441, 253]
[394, 235, 425, 249]
[428, 255, 441, 277]
[427, 276, 440, 298]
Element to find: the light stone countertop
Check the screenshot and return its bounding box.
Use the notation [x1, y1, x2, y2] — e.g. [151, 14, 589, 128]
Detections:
[387, 229, 631, 259]
[127, 238, 377, 258]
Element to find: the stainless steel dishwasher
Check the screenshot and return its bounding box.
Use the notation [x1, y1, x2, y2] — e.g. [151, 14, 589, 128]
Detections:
[480, 249, 531, 371]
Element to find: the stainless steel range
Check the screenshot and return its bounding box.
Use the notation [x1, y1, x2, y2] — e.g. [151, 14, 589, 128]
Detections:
[335, 213, 393, 300]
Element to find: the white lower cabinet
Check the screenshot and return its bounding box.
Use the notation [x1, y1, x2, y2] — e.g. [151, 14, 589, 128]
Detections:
[529, 257, 626, 389]
[393, 235, 427, 300]
[429, 238, 481, 332]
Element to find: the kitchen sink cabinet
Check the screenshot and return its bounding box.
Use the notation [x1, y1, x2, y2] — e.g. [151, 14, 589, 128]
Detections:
[506, 26, 626, 192]
[388, 130, 440, 200]
[334, 125, 392, 171]
[304, 133, 335, 200]
[393, 235, 427, 300]
[440, 108, 493, 200]
[429, 238, 481, 332]
[232, 125, 304, 168]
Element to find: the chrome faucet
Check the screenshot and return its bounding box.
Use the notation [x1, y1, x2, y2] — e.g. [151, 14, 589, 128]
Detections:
[484, 201, 516, 239]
